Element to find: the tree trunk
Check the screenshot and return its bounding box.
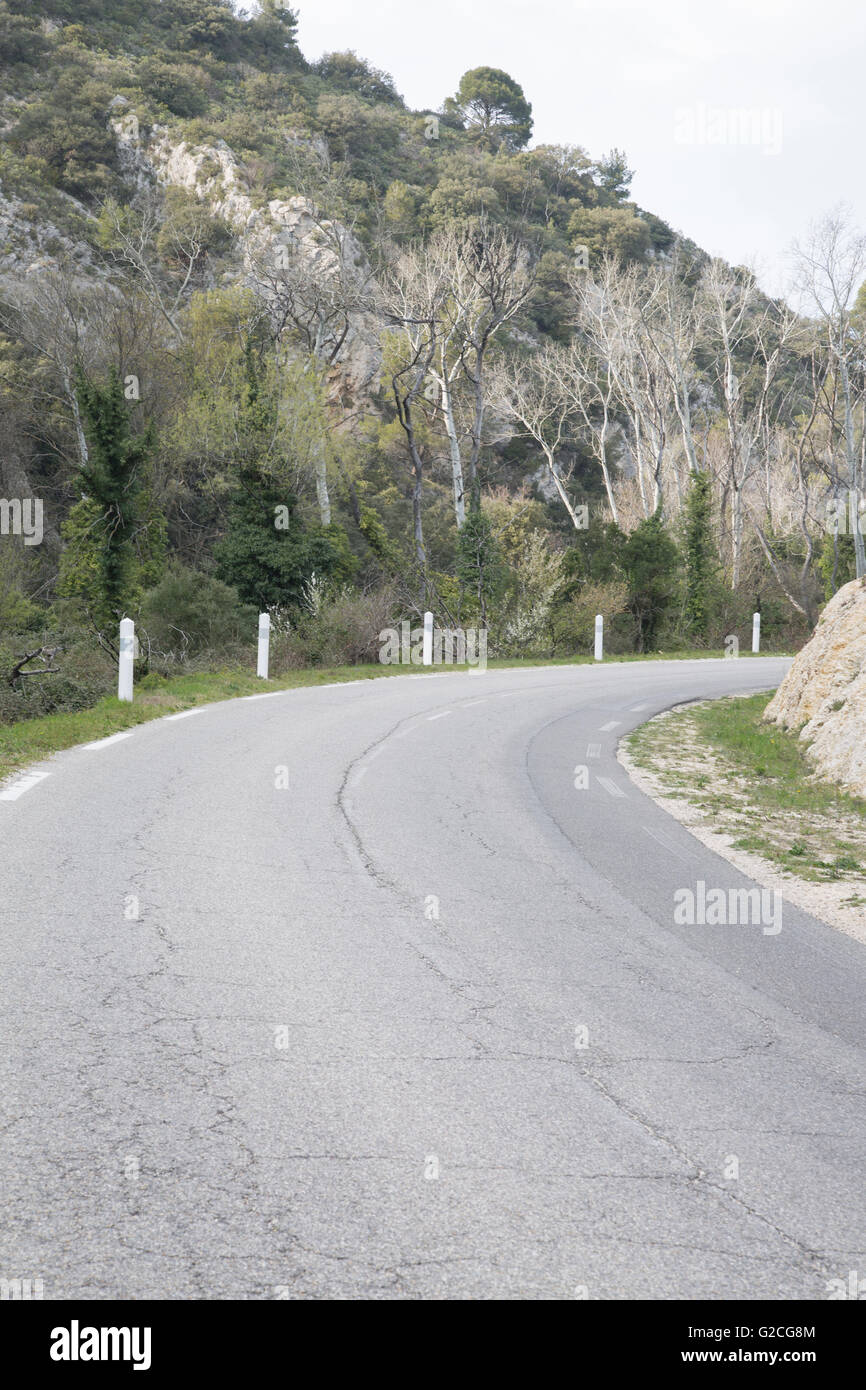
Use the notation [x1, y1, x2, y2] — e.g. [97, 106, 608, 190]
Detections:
[840, 361, 865, 577]
[411, 442, 426, 577]
[545, 448, 584, 530]
[62, 369, 89, 470]
[313, 439, 331, 526]
[440, 373, 465, 527]
[731, 483, 742, 589]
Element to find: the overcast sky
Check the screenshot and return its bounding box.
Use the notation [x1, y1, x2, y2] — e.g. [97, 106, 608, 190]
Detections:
[284, 0, 865, 300]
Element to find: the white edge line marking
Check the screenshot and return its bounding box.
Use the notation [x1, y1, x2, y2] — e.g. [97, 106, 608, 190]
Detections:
[630, 703, 650, 712]
[427, 710, 452, 721]
[81, 730, 136, 751]
[599, 719, 622, 732]
[244, 691, 283, 701]
[165, 708, 206, 721]
[0, 769, 51, 801]
[596, 775, 626, 798]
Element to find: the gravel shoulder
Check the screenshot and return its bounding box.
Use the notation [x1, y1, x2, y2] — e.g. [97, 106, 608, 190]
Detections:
[619, 698, 866, 946]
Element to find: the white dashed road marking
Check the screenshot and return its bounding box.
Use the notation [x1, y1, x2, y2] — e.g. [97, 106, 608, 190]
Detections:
[81, 731, 136, 751]
[0, 770, 51, 801]
[586, 743, 602, 759]
[427, 711, 452, 721]
[599, 720, 622, 732]
[596, 776, 626, 798]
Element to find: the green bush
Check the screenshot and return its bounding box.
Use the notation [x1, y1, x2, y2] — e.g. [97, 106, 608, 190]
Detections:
[621, 510, 680, 651]
[138, 58, 210, 117]
[551, 579, 629, 655]
[214, 470, 357, 611]
[270, 583, 397, 670]
[139, 564, 256, 661]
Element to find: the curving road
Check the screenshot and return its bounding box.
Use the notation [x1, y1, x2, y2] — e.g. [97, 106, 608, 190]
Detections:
[2, 657, 865, 1301]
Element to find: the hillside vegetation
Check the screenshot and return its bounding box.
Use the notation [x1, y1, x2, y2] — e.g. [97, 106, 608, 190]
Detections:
[1, 0, 864, 723]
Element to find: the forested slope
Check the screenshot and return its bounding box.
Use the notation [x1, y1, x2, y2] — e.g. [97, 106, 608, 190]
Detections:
[0, 0, 861, 721]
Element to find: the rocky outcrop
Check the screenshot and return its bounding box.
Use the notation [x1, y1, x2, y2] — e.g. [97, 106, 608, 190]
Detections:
[145, 127, 382, 399]
[2, 113, 382, 403]
[764, 577, 866, 798]
[0, 184, 98, 287]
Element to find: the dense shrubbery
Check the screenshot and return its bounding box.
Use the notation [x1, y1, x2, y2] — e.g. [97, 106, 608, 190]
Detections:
[269, 582, 398, 671]
[139, 564, 256, 664]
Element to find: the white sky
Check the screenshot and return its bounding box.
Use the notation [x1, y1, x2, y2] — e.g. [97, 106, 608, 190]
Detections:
[284, 0, 865, 300]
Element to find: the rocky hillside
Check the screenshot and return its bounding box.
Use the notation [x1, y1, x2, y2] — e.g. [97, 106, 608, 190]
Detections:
[765, 578, 866, 798]
[0, 0, 681, 552]
[0, 0, 853, 725]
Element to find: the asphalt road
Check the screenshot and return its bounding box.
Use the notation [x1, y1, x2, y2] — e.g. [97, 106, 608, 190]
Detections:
[2, 657, 865, 1301]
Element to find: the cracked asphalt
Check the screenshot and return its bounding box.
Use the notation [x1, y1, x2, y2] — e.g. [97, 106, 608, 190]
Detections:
[2, 657, 865, 1300]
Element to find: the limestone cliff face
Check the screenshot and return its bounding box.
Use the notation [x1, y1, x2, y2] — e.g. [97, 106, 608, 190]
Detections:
[1, 111, 382, 403]
[145, 128, 382, 400]
[764, 577, 866, 798]
[0, 185, 98, 288]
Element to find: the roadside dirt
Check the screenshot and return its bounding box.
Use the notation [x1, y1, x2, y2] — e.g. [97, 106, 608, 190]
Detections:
[619, 702, 866, 946]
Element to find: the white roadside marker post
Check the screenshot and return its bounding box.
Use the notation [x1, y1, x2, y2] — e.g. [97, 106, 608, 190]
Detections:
[752, 611, 761, 654]
[594, 613, 604, 661]
[422, 610, 433, 667]
[118, 617, 135, 703]
[257, 612, 271, 679]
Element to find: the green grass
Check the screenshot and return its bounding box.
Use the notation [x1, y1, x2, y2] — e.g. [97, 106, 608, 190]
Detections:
[0, 647, 785, 787]
[692, 693, 863, 819]
[0, 663, 401, 786]
[627, 692, 866, 885]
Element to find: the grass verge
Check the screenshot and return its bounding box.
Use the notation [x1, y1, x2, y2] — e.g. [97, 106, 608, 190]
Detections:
[0, 664, 398, 786]
[626, 691, 866, 898]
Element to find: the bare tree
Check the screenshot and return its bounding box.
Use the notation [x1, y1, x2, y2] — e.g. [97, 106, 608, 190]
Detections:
[0, 265, 106, 470]
[571, 257, 674, 517]
[793, 209, 866, 577]
[561, 334, 621, 523]
[450, 216, 536, 508]
[97, 192, 216, 339]
[700, 260, 796, 586]
[249, 195, 377, 525]
[646, 250, 705, 485]
[377, 227, 471, 528]
[380, 244, 446, 586]
[424, 226, 474, 528]
[376, 219, 533, 534]
[494, 342, 588, 529]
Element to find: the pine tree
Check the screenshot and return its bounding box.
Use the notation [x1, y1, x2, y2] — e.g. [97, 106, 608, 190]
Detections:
[214, 342, 355, 609]
[59, 368, 153, 630]
[683, 470, 717, 638]
[621, 510, 679, 652]
[456, 505, 502, 627]
[214, 470, 351, 611]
